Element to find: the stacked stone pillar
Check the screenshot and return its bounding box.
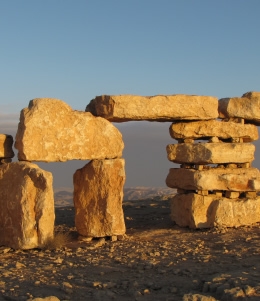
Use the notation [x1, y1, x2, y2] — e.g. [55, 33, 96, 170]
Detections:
[166, 92, 260, 229]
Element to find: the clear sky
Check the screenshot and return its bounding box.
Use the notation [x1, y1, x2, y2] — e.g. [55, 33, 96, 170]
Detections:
[1, 1, 260, 189]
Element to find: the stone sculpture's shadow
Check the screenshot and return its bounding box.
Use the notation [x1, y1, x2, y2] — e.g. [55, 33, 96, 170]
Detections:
[54, 198, 173, 238]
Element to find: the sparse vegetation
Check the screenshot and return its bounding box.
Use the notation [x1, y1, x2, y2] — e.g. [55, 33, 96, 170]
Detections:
[40, 232, 71, 250]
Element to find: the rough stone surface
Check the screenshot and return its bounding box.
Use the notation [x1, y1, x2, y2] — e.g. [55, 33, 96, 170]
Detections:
[0, 162, 54, 249]
[166, 167, 260, 191]
[15, 98, 124, 162]
[218, 91, 260, 123]
[0, 134, 14, 158]
[170, 193, 260, 228]
[86, 94, 219, 122]
[73, 159, 126, 237]
[169, 120, 258, 141]
[167, 143, 255, 164]
[32, 297, 60, 301]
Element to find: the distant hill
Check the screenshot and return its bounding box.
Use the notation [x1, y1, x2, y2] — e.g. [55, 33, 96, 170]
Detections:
[123, 186, 176, 201]
[54, 186, 176, 207]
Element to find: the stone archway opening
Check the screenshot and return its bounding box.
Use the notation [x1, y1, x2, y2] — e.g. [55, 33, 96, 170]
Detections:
[2, 92, 260, 250]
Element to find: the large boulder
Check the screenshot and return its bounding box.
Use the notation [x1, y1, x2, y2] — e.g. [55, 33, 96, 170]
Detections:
[0, 134, 14, 159]
[218, 91, 260, 124]
[15, 98, 124, 162]
[170, 193, 260, 228]
[86, 94, 218, 122]
[166, 142, 255, 164]
[169, 120, 258, 141]
[0, 162, 54, 249]
[73, 159, 126, 238]
[166, 167, 260, 191]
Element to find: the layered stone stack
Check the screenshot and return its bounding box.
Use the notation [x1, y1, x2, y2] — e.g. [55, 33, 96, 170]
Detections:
[166, 92, 260, 228]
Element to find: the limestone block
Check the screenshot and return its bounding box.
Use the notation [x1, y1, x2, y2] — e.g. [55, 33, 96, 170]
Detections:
[170, 193, 260, 228]
[166, 167, 260, 191]
[86, 94, 218, 122]
[225, 191, 240, 199]
[245, 191, 257, 198]
[214, 197, 260, 228]
[73, 159, 126, 237]
[0, 134, 14, 158]
[15, 98, 124, 162]
[249, 179, 260, 190]
[219, 91, 260, 123]
[169, 120, 258, 141]
[166, 143, 255, 164]
[170, 193, 217, 228]
[0, 162, 54, 249]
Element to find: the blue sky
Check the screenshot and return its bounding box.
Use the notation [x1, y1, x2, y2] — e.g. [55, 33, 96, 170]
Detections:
[1, 1, 260, 188]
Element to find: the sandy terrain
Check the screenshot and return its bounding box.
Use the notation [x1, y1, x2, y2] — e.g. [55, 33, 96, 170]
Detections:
[0, 197, 260, 301]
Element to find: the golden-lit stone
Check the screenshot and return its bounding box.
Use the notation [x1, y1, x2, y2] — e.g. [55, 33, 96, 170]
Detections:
[170, 120, 258, 141]
[167, 143, 255, 164]
[15, 98, 124, 162]
[86, 94, 218, 122]
[0, 162, 54, 249]
[74, 159, 126, 238]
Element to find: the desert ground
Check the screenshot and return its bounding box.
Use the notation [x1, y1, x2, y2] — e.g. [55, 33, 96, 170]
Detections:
[0, 194, 260, 301]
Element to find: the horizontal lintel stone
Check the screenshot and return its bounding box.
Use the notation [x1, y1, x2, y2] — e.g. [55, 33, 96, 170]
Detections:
[86, 94, 218, 122]
[166, 142, 255, 164]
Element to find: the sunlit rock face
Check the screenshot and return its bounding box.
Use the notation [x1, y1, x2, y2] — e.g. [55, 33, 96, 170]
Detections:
[169, 120, 258, 142]
[86, 94, 218, 122]
[73, 159, 126, 238]
[0, 162, 54, 249]
[219, 91, 260, 124]
[0, 134, 14, 159]
[170, 193, 260, 229]
[166, 167, 260, 191]
[15, 98, 124, 162]
[166, 143, 255, 164]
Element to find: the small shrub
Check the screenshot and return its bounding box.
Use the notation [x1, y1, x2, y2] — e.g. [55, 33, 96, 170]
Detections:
[41, 232, 71, 250]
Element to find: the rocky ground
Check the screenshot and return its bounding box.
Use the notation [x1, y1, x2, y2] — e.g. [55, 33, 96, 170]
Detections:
[0, 197, 260, 301]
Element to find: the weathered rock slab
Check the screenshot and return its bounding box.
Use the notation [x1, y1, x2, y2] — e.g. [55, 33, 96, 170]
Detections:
[0, 162, 54, 249]
[166, 143, 255, 164]
[86, 94, 218, 122]
[74, 159, 126, 237]
[166, 167, 260, 191]
[169, 120, 258, 141]
[15, 98, 124, 162]
[170, 193, 260, 228]
[0, 134, 14, 158]
[219, 91, 260, 124]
